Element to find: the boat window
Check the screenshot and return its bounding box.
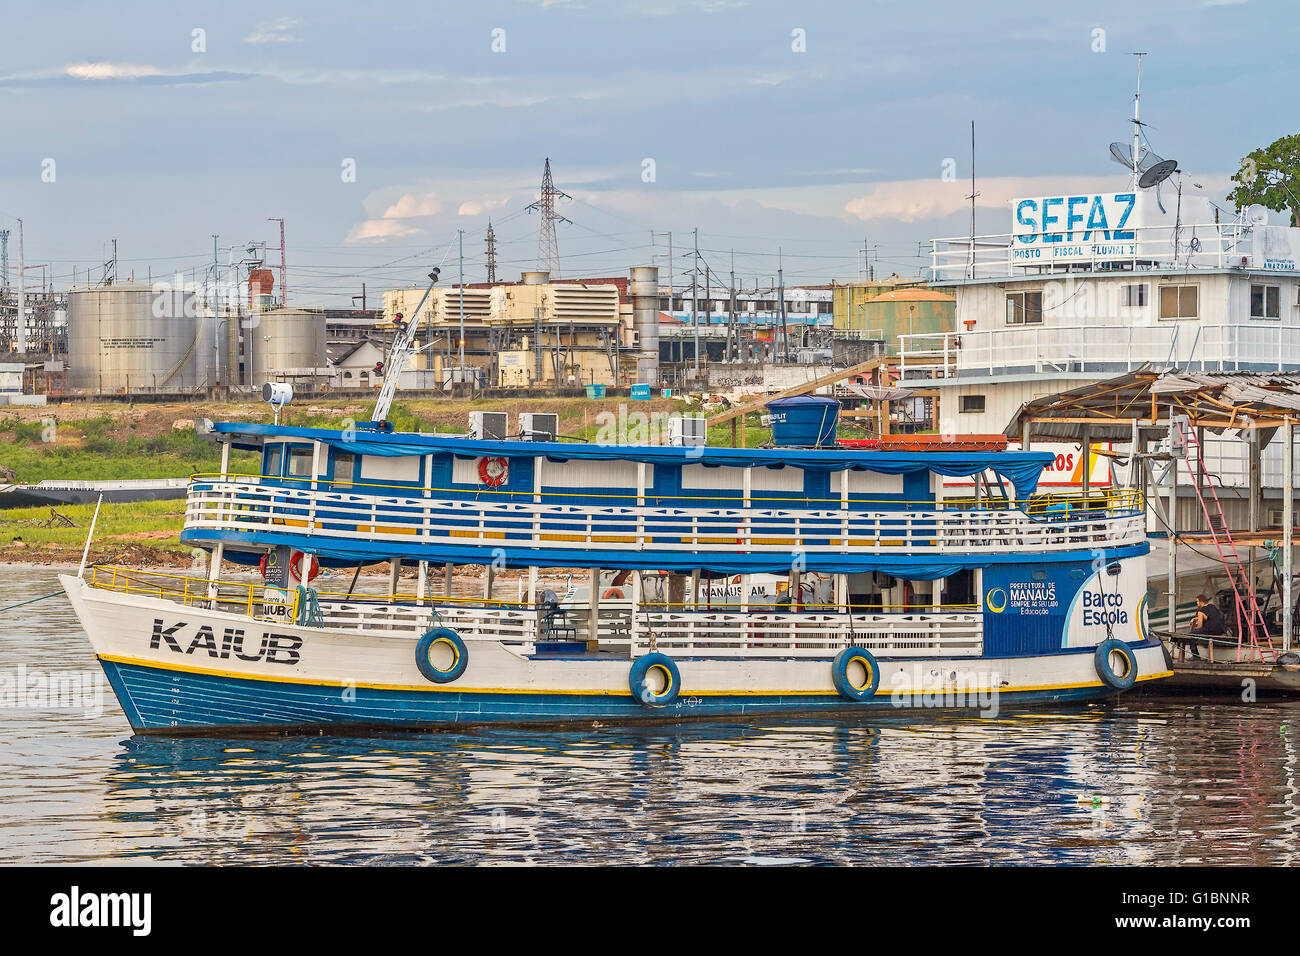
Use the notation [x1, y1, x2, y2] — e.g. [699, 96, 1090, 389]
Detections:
[332, 453, 356, 489]
[959, 395, 985, 414]
[359, 454, 421, 485]
[287, 446, 314, 478]
[264, 443, 283, 478]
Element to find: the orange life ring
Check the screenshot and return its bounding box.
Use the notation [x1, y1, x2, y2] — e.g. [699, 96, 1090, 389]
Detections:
[601, 586, 626, 600]
[478, 456, 509, 487]
[289, 550, 320, 583]
[259, 550, 318, 582]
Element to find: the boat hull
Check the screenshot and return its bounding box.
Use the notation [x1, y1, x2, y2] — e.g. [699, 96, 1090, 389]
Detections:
[97, 657, 1169, 734]
[62, 575, 1172, 734]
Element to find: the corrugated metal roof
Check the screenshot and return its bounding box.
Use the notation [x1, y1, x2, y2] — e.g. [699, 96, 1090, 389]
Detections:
[1005, 365, 1300, 445]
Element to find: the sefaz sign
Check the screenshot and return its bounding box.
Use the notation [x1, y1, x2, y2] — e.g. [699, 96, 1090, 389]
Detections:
[149, 618, 302, 665]
[1012, 193, 1141, 262]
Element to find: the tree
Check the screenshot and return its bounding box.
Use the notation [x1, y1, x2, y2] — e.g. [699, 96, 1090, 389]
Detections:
[1228, 133, 1300, 227]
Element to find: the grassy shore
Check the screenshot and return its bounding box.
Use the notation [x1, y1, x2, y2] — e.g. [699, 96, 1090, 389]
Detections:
[0, 395, 699, 481]
[0, 499, 188, 567]
[0, 393, 876, 565]
[0, 395, 682, 564]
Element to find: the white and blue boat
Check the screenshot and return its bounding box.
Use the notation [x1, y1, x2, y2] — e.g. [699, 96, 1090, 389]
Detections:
[60, 414, 1171, 733]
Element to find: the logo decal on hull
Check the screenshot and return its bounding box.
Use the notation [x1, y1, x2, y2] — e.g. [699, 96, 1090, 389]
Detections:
[150, 619, 302, 665]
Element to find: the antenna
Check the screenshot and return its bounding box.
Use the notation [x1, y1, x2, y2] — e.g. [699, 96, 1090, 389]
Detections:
[525, 158, 571, 277]
[1131, 52, 1146, 191]
[1107, 56, 1178, 209]
[268, 217, 286, 306]
[966, 120, 979, 279]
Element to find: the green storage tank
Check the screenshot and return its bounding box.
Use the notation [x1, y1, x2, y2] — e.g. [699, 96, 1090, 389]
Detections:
[862, 288, 956, 354]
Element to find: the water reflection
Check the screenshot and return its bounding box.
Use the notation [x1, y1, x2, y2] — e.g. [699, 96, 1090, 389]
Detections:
[2, 567, 1298, 864]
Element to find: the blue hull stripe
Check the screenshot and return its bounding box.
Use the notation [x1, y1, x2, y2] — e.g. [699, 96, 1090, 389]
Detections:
[100, 658, 1144, 733]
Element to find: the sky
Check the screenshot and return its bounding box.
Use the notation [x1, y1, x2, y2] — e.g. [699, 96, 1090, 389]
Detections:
[0, 0, 1296, 305]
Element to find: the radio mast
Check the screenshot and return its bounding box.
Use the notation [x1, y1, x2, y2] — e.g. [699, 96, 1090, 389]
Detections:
[1131, 52, 1146, 192]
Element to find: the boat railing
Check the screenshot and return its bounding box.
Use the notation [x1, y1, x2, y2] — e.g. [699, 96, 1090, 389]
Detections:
[86, 565, 540, 650]
[928, 220, 1252, 281]
[89, 564, 271, 620]
[943, 488, 1143, 517]
[625, 606, 983, 658]
[86, 566, 985, 659]
[899, 322, 1300, 382]
[183, 474, 1147, 555]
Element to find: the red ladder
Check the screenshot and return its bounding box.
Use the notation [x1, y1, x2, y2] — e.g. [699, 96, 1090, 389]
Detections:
[1173, 419, 1276, 662]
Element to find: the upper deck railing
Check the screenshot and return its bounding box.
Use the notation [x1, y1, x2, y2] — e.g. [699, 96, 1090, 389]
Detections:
[930, 221, 1254, 281]
[180, 473, 1146, 561]
[899, 323, 1300, 382]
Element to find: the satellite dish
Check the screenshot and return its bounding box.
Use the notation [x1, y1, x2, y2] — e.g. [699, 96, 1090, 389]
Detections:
[1138, 158, 1178, 189]
[1247, 203, 1270, 226]
[1110, 141, 1178, 189]
[1109, 142, 1137, 169]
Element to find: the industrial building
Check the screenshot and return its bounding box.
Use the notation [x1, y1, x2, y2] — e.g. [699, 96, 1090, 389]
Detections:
[382, 270, 640, 389]
[2, 238, 927, 401]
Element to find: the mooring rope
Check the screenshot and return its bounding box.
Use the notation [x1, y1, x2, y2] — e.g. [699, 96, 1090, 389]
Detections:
[0, 590, 65, 613]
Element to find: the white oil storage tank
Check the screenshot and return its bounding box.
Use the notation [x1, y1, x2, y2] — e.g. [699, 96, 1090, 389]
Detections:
[67, 285, 213, 392]
[243, 307, 327, 387]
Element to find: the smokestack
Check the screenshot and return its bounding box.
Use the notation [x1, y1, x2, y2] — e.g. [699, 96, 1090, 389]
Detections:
[629, 265, 659, 386]
[248, 268, 275, 310]
[521, 270, 550, 285]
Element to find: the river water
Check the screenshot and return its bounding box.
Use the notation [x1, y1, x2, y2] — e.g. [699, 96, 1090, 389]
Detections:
[2, 566, 1298, 865]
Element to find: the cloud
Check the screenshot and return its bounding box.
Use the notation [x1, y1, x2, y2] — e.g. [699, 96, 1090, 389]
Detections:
[346, 219, 420, 243]
[843, 176, 1138, 223]
[380, 191, 441, 219]
[244, 18, 301, 45]
[0, 62, 254, 87]
[457, 197, 510, 216]
[346, 190, 444, 244]
[66, 62, 163, 80]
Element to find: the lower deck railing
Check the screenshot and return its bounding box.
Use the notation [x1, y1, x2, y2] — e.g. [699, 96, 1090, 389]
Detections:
[87, 566, 985, 660]
[629, 610, 982, 658]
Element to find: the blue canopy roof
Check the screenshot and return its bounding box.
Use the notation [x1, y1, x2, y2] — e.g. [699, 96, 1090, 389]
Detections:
[212, 421, 1055, 497]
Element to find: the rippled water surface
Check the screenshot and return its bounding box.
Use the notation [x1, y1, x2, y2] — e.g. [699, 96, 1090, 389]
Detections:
[3, 567, 1298, 865]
